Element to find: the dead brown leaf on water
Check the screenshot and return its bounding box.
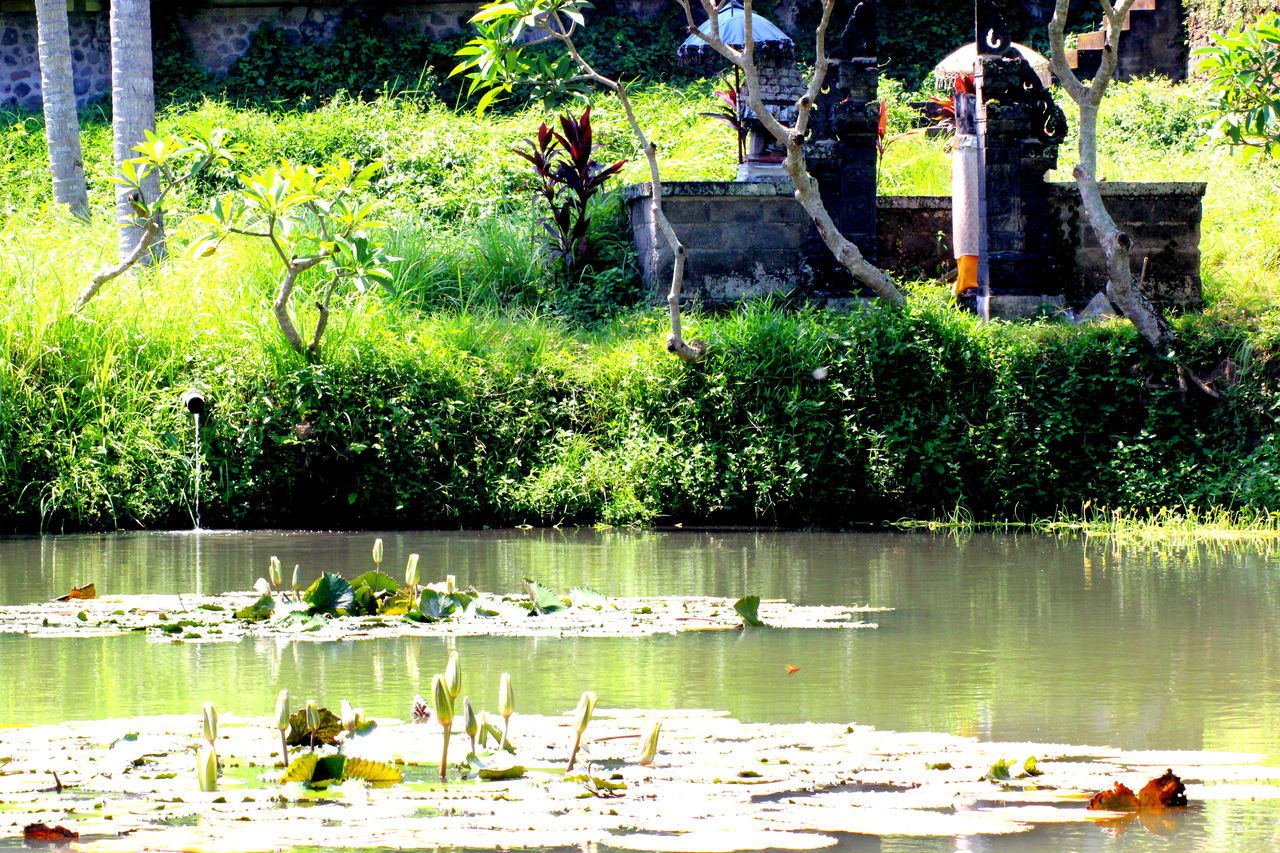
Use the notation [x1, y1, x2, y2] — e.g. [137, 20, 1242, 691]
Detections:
[1088, 769, 1186, 812]
[23, 823, 79, 843]
[53, 583, 95, 602]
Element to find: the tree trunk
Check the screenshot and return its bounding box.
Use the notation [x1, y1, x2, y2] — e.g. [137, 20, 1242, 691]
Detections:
[35, 0, 89, 220]
[109, 0, 162, 262]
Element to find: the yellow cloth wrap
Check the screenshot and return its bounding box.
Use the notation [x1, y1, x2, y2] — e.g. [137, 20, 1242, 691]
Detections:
[953, 255, 979, 295]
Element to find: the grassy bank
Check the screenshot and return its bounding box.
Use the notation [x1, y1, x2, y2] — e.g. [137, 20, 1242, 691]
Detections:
[3, 80, 1280, 532]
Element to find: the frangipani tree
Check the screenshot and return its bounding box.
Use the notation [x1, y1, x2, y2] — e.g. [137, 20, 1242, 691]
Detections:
[1047, 0, 1173, 355]
[455, 0, 706, 362]
[190, 159, 398, 357]
[673, 0, 905, 307]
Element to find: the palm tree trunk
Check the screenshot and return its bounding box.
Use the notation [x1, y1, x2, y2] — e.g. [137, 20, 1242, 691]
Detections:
[109, 0, 163, 262]
[35, 0, 89, 220]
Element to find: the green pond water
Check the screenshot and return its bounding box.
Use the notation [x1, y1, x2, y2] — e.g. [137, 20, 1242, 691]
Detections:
[2, 528, 1279, 851]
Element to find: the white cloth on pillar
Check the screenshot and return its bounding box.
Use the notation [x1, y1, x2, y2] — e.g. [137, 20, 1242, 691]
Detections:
[951, 133, 981, 259]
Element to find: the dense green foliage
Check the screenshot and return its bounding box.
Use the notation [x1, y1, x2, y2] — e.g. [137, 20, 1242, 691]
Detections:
[1195, 14, 1280, 157]
[3, 73, 1280, 532]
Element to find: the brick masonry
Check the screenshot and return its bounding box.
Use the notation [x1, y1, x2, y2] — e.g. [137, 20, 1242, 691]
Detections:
[626, 181, 1205, 311]
[0, 1, 476, 109]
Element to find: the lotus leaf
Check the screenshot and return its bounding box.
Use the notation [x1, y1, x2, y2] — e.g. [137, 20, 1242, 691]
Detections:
[234, 594, 275, 622]
[418, 589, 459, 621]
[569, 586, 609, 608]
[304, 573, 355, 616]
[734, 596, 765, 628]
[525, 578, 566, 615]
[286, 707, 343, 748]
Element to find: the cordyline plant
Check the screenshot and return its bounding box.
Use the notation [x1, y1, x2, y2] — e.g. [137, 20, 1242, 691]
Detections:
[453, 0, 707, 362]
[74, 128, 239, 311]
[515, 106, 626, 277]
[189, 158, 399, 358]
[698, 79, 747, 164]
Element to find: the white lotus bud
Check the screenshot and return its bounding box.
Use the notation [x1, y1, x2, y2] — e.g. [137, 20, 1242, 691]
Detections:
[254, 577, 271, 597]
[431, 673, 454, 726]
[499, 672, 514, 720]
[274, 690, 290, 731]
[372, 538, 384, 567]
[268, 555, 283, 587]
[463, 698, 478, 742]
[291, 564, 300, 592]
[197, 742, 218, 792]
[445, 574, 456, 594]
[638, 721, 661, 766]
[572, 691, 597, 736]
[405, 553, 420, 589]
[306, 699, 319, 734]
[444, 650, 461, 701]
[201, 702, 218, 744]
[341, 699, 357, 733]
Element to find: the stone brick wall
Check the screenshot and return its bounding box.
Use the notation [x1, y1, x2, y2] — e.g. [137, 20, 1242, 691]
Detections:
[0, 1, 476, 110]
[0, 12, 108, 111]
[626, 181, 1205, 310]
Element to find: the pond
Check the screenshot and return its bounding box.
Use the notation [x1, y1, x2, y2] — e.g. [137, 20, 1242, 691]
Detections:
[2, 529, 1279, 851]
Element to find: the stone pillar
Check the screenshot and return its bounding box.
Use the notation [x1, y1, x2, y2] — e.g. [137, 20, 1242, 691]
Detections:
[974, 3, 1066, 293]
[804, 0, 879, 289]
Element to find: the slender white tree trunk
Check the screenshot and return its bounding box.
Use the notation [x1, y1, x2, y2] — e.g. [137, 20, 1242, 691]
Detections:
[110, 0, 163, 262]
[35, 0, 88, 220]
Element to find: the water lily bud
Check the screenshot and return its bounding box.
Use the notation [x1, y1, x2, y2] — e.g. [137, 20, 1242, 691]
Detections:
[372, 538, 384, 566]
[444, 650, 461, 701]
[572, 691, 597, 736]
[446, 574, 456, 595]
[341, 699, 357, 733]
[201, 702, 218, 744]
[405, 553, 420, 589]
[197, 742, 218, 792]
[638, 721, 661, 766]
[499, 672, 514, 720]
[463, 698, 478, 741]
[431, 673, 454, 727]
[254, 577, 271, 597]
[269, 555, 283, 587]
[274, 690, 290, 731]
[306, 699, 319, 734]
[291, 564, 300, 592]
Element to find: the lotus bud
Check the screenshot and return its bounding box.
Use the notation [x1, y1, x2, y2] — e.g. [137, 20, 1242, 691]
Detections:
[572, 691, 597, 735]
[567, 691, 597, 771]
[291, 564, 300, 595]
[405, 553, 421, 590]
[431, 674, 454, 726]
[372, 538, 384, 568]
[432, 673, 454, 782]
[446, 574, 456, 595]
[499, 673, 515, 719]
[201, 702, 218, 745]
[274, 689, 290, 764]
[341, 699, 357, 733]
[268, 555, 283, 587]
[306, 699, 319, 735]
[254, 577, 271, 597]
[498, 672, 514, 750]
[197, 742, 218, 792]
[463, 697, 478, 752]
[478, 710, 492, 747]
[638, 721, 661, 766]
[444, 650, 461, 701]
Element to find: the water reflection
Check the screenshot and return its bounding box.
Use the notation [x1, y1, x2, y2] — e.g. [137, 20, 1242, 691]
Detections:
[2, 529, 1280, 850]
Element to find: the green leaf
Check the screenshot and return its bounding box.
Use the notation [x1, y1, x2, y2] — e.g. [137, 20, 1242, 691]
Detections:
[312, 755, 347, 785]
[418, 589, 460, 621]
[569, 586, 609, 608]
[524, 577, 567, 615]
[235, 594, 275, 622]
[985, 758, 1016, 781]
[1019, 756, 1044, 777]
[342, 757, 403, 785]
[279, 753, 319, 783]
[285, 707, 343, 747]
[734, 595, 765, 628]
[351, 571, 400, 596]
[304, 572, 355, 616]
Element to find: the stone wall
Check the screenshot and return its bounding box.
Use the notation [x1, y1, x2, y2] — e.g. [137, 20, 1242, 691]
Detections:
[0, 12, 109, 111]
[626, 181, 1205, 311]
[0, 1, 476, 110]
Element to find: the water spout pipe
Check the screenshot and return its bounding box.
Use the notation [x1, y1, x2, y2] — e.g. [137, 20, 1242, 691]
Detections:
[181, 388, 207, 416]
